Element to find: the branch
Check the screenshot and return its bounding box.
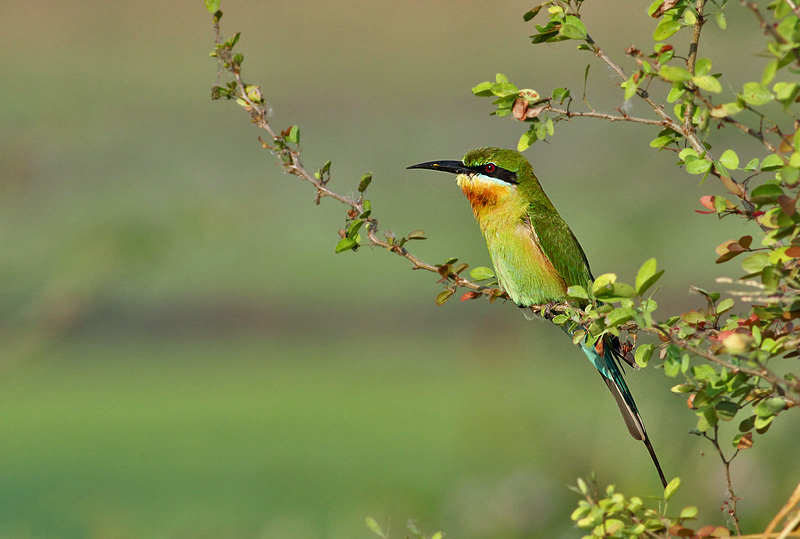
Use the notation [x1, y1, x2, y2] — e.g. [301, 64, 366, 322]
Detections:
[702, 425, 742, 536]
[210, 16, 519, 304]
[743, 0, 800, 65]
[683, 0, 706, 129]
[583, 25, 751, 207]
[546, 105, 670, 126]
[640, 324, 800, 405]
[585, 33, 681, 131]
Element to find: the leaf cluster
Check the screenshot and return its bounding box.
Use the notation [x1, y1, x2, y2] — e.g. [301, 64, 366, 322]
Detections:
[570, 477, 730, 539]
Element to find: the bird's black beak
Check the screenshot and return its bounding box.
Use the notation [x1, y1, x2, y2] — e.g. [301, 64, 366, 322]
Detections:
[407, 160, 472, 175]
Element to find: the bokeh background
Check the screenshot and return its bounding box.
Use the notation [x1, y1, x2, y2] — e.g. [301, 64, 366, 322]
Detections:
[3, 0, 798, 537]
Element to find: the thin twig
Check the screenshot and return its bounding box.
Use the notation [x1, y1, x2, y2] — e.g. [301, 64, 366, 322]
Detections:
[683, 0, 706, 129]
[743, 0, 800, 65]
[546, 105, 669, 126]
[584, 23, 751, 207]
[702, 425, 742, 535]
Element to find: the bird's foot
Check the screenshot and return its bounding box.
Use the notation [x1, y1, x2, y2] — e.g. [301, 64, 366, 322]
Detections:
[542, 301, 560, 320]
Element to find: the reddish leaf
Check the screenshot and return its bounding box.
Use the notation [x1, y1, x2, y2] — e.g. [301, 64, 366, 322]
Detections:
[669, 524, 695, 537]
[697, 525, 717, 537]
[652, 0, 679, 17]
[715, 250, 743, 264]
[738, 235, 753, 249]
[512, 98, 528, 121]
[460, 291, 481, 302]
[525, 105, 546, 119]
[715, 239, 737, 255]
[786, 245, 800, 258]
[778, 195, 797, 216]
[699, 195, 717, 210]
[737, 432, 753, 450]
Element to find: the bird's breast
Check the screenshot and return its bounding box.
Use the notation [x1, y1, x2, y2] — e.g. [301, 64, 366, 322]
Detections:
[456, 174, 566, 305]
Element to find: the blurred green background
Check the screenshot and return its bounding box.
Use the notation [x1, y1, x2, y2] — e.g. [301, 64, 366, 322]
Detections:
[2, 0, 798, 537]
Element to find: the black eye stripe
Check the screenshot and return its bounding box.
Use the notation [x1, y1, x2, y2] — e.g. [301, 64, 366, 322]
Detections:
[468, 163, 518, 185]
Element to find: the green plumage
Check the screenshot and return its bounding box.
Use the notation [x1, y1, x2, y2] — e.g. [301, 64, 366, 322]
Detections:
[408, 147, 668, 488]
[459, 147, 593, 306]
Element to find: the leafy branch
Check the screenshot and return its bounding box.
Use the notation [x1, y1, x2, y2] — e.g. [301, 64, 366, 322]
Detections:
[206, 0, 800, 535]
[471, 0, 800, 533]
[206, 4, 509, 306]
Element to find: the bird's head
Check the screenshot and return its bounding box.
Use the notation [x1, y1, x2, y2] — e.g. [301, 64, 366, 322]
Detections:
[407, 147, 534, 188]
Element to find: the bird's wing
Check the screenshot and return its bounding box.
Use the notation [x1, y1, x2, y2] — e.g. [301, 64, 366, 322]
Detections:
[525, 205, 593, 290]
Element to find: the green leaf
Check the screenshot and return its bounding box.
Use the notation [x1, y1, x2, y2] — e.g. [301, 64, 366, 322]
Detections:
[366, 517, 386, 538]
[660, 65, 693, 83]
[347, 219, 364, 238]
[680, 506, 699, 519]
[523, 3, 546, 21]
[751, 183, 784, 204]
[774, 82, 800, 106]
[695, 58, 712, 76]
[286, 125, 300, 143]
[653, 19, 681, 41]
[692, 75, 722, 93]
[744, 157, 759, 171]
[715, 400, 739, 421]
[648, 0, 666, 17]
[761, 154, 784, 171]
[667, 87, 685, 103]
[469, 266, 495, 280]
[635, 343, 654, 368]
[716, 12, 726, 30]
[755, 397, 786, 417]
[741, 252, 770, 273]
[739, 415, 756, 432]
[567, 285, 589, 300]
[740, 82, 774, 106]
[710, 101, 744, 118]
[517, 129, 537, 151]
[564, 15, 587, 38]
[592, 273, 617, 291]
[664, 477, 681, 500]
[606, 307, 637, 326]
[664, 356, 681, 377]
[435, 289, 454, 305]
[716, 297, 735, 314]
[407, 229, 427, 240]
[471, 81, 494, 97]
[205, 0, 221, 13]
[650, 135, 674, 148]
[334, 237, 357, 253]
[719, 150, 739, 170]
[635, 257, 664, 295]
[763, 59, 778, 85]
[622, 74, 640, 101]
[685, 157, 712, 174]
[358, 172, 372, 192]
[552, 87, 571, 102]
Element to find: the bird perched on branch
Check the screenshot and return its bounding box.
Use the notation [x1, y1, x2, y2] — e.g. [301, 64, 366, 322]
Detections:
[408, 147, 667, 487]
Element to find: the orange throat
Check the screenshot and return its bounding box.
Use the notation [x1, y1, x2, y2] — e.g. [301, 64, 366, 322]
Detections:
[457, 174, 511, 208]
[456, 174, 521, 225]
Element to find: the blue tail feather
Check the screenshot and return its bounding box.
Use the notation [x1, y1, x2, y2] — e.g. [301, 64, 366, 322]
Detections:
[565, 327, 668, 488]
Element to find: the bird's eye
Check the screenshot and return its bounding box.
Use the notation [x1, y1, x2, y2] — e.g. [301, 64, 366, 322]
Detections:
[484, 164, 496, 173]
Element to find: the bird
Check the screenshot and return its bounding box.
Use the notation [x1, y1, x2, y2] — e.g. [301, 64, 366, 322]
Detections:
[408, 147, 667, 488]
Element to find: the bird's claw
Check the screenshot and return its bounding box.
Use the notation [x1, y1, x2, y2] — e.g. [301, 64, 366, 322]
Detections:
[542, 301, 560, 320]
